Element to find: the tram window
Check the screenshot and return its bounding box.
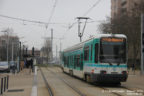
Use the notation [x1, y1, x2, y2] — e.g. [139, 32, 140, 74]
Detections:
[67, 56, 70, 67]
[66, 56, 68, 67]
[95, 44, 99, 63]
[91, 45, 93, 60]
[76, 55, 80, 67]
[74, 56, 76, 68]
[64, 56, 66, 66]
[80, 54, 83, 70]
[72, 56, 74, 65]
[84, 46, 89, 61]
[70, 56, 72, 66]
[81, 54, 83, 65]
[65, 57, 67, 66]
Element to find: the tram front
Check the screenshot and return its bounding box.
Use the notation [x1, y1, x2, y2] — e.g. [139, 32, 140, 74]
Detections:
[98, 36, 128, 83]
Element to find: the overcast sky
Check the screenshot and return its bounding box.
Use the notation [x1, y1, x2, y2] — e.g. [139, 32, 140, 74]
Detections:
[0, 0, 111, 56]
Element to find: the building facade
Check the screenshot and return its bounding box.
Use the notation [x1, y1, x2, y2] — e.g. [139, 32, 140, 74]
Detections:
[0, 35, 19, 61]
[111, 0, 142, 19]
[28, 50, 40, 57]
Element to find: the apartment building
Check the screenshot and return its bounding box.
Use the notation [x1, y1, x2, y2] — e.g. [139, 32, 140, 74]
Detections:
[111, 0, 142, 19]
[0, 35, 19, 60]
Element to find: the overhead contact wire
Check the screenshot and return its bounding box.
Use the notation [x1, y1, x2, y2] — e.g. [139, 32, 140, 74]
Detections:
[67, 0, 102, 31]
[83, 0, 102, 16]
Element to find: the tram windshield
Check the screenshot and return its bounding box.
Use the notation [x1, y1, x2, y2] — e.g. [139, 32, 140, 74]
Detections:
[100, 37, 126, 63]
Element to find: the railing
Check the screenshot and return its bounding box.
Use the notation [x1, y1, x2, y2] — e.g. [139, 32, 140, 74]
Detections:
[0, 75, 9, 95]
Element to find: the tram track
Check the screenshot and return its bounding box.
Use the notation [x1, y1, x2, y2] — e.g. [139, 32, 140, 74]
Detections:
[48, 67, 123, 96]
[46, 67, 86, 96]
[46, 67, 126, 96]
[57, 67, 144, 96]
[60, 68, 124, 96]
[41, 66, 144, 96]
[39, 67, 54, 96]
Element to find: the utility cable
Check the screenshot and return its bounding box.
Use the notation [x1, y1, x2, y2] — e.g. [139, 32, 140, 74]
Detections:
[0, 14, 66, 25]
[83, 0, 102, 16]
[0, 14, 48, 24]
[67, 0, 102, 30]
[45, 0, 58, 29]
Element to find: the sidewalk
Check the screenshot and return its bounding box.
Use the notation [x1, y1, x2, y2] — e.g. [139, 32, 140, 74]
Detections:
[3, 69, 34, 96]
[122, 69, 144, 90]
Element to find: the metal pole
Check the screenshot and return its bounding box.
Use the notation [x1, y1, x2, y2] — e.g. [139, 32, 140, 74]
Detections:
[23, 45, 24, 59]
[19, 42, 21, 72]
[4, 77, 6, 92]
[56, 45, 57, 60]
[60, 41, 62, 52]
[7, 75, 9, 89]
[1, 78, 3, 94]
[77, 17, 89, 42]
[12, 42, 13, 61]
[78, 19, 81, 42]
[80, 35, 82, 42]
[141, 14, 144, 75]
[7, 32, 9, 67]
[51, 29, 53, 60]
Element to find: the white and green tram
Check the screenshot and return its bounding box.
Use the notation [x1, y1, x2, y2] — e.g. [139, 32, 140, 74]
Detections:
[61, 34, 128, 83]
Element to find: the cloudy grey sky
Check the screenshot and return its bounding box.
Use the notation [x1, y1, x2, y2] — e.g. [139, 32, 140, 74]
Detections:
[0, 0, 111, 55]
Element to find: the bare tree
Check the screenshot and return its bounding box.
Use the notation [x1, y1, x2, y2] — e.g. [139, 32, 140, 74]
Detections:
[99, 1, 144, 68]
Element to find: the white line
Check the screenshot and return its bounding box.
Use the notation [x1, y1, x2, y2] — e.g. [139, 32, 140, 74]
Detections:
[31, 66, 37, 96]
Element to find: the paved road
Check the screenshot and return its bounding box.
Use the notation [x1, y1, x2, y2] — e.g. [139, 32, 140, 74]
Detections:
[39, 67, 144, 96]
[122, 70, 144, 91]
[3, 69, 33, 96]
[3, 67, 144, 96]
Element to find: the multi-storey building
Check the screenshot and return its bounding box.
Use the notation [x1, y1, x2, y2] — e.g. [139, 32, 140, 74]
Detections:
[0, 35, 19, 61]
[111, 0, 142, 19]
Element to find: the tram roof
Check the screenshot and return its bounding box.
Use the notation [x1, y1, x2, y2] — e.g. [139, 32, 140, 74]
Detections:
[63, 34, 126, 53]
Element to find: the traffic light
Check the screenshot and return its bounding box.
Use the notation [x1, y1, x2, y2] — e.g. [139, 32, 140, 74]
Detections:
[32, 47, 34, 56]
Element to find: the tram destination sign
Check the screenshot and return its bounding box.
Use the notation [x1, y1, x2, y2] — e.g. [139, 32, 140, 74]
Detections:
[101, 37, 124, 42]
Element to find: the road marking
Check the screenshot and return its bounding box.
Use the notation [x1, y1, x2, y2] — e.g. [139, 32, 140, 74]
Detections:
[31, 66, 37, 96]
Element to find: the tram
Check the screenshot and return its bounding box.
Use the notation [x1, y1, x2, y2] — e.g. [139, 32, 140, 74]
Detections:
[61, 34, 128, 83]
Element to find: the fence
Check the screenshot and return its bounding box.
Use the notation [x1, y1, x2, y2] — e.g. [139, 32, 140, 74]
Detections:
[0, 75, 9, 95]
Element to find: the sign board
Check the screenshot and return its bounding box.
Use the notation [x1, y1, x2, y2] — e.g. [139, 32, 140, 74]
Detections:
[141, 14, 144, 74]
[101, 37, 124, 42]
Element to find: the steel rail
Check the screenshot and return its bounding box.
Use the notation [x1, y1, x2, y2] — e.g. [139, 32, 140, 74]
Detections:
[46, 67, 144, 96]
[62, 68, 124, 96]
[39, 67, 54, 96]
[46, 68, 86, 96]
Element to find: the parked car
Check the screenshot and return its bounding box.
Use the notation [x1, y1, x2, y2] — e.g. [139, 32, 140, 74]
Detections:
[0, 62, 10, 73]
